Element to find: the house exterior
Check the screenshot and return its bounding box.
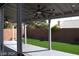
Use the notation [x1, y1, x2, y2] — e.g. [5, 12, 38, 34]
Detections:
[51, 19, 79, 43]
[59, 19, 79, 28]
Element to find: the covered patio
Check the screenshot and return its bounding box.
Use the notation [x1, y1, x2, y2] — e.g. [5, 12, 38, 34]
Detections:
[0, 3, 79, 56]
[4, 41, 78, 56]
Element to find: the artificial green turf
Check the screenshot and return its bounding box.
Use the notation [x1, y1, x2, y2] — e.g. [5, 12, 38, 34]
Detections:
[26, 38, 79, 55]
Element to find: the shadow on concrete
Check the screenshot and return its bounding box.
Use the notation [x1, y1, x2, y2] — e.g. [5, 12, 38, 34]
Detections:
[0, 46, 24, 56]
[22, 49, 48, 53]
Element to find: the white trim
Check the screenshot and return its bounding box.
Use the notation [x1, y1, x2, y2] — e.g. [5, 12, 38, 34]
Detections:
[24, 24, 27, 44]
[12, 25, 15, 41]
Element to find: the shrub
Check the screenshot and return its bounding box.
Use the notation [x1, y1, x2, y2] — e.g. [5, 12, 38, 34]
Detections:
[51, 25, 60, 32]
[4, 22, 12, 29]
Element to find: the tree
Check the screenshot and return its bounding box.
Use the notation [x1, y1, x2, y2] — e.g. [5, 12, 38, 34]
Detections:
[4, 21, 13, 28]
[51, 25, 60, 32]
[28, 20, 48, 29]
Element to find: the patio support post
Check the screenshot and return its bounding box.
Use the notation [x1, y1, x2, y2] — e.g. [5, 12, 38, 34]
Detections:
[48, 19, 52, 50]
[12, 24, 15, 41]
[24, 24, 27, 44]
[16, 4, 23, 56]
[22, 23, 24, 43]
[0, 7, 4, 55]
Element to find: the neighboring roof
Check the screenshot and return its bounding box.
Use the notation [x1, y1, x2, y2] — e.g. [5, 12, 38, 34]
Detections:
[1, 3, 79, 23]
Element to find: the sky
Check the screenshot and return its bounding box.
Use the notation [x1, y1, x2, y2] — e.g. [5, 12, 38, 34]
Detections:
[46, 16, 79, 28]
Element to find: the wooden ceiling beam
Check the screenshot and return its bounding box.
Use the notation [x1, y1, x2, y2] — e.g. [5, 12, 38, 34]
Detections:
[54, 4, 64, 16]
[67, 4, 74, 13]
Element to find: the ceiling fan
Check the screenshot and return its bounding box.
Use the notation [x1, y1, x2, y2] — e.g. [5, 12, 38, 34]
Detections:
[30, 5, 55, 20]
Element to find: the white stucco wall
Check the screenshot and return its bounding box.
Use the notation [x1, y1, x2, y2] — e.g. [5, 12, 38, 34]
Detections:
[60, 20, 79, 28]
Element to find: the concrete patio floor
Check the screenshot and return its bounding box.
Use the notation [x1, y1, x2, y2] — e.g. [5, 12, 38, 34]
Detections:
[4, 41, 78, 56]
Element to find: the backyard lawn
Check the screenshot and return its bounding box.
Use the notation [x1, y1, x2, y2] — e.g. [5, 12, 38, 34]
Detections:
[26, 38, 79, 55]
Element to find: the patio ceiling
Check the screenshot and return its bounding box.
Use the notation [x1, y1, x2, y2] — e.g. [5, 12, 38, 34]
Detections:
[1, 3, 79, 23]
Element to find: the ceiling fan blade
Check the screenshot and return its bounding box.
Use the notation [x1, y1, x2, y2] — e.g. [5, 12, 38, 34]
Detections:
[40, 6, 47, 11]
[41, 13, 46, 18]
[43, 9, 55, 12]
[43, 9, 55, 15]
[33, 13, 41, 19]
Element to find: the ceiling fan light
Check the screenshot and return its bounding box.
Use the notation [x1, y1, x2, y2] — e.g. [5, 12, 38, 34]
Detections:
[37, 11, 42, 14]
